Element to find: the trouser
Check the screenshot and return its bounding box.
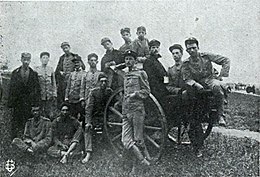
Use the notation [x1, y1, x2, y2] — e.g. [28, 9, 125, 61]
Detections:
[121, 108, 145, 150]
[202, 78, 226, 119]
[41, 99, 57, 120]
[83, 128, 93, 152]
[12, 138, 48, 153]
[69, 102, 85, 122]
[11, 105, 32, 139]
[47, 143, 83, 158]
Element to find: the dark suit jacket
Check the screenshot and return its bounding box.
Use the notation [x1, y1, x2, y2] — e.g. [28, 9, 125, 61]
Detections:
[143, 54, 169, 101]
[8, 66, 41, 108]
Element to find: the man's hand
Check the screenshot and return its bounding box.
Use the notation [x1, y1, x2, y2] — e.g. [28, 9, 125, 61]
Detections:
[60, 71, 64, 76]
[85, 123, 93, 131]
[31, 141, 37, 149]
[137, 57, 147, 63]
[24, 139, 33, 144]
[128, 92, 136, 99]
[193, 83, 204, 91]
[60, 144, 68, 150]
[81, 100, 86, 108]
[64, 98, 69, 102]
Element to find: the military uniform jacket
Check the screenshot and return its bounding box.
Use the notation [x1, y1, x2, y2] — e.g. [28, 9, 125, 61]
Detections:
[119, 41, 132, 53]
[131, 38, 150, 58]
[85, 87, 113, 124]
[79, 70, 103, 101]
[167, 62, 185, 94]
[52, 116, 80, 146]
[34, 66, 57, 100]
[181, 52, 230, 86]
[24, 116, 52, 149]
[143, 54, 169, 99]
[65, 69, 86, 103]
[122, 68, 150, 114]
[8, 66, 41, 107]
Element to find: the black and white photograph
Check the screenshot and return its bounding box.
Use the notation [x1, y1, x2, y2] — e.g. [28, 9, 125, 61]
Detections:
[0, 1, 259, 176]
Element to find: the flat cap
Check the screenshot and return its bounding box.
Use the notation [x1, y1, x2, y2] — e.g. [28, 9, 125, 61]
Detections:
[120, 27, 130, 34]
[148, 39, 161, 48]
[137, 26, 146, 32]
[169, 44, 183, 53]
[21, 52, 31, 59]
[61, 42, 70, 48]
[123, 50, 137, 58]
[101, 37, 111, 45]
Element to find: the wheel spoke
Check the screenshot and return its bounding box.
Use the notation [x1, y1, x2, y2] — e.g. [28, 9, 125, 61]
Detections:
[145, 134, 160, 149]
[107, 122, 123, 126]
[111, 133, 122, 142]
[109, 107, 123, 119]
[144, 125, 162, 130]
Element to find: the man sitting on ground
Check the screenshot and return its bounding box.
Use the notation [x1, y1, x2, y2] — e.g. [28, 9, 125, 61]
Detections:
[12, 106, 52, 155]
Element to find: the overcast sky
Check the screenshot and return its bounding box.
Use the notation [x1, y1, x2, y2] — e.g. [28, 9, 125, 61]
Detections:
[0, 0, 259, 84]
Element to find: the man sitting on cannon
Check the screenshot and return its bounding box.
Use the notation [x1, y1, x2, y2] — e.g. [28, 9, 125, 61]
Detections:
[181, 37, 230, 156]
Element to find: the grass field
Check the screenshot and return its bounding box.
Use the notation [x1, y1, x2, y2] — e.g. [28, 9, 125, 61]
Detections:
[0, 92, 259, 177]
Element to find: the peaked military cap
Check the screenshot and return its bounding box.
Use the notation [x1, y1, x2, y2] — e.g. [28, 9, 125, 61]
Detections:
[185, 37, 199, 46]
[120, 27, 130, 35]
[21, 52, 31, 59]
[148, 39, 161, 48]
[169, 44, 183, 53]
[61, 42, 70, 48]
[123, 50, 137, 58]
[101, 37, 112, 45]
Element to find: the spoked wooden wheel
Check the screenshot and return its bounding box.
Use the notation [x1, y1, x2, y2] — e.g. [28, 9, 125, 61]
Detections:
[104, 88, 167, 163]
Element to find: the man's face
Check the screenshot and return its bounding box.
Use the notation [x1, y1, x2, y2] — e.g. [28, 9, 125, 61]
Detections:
[40, 55, 49, 65]
[100, 78, 108, 90]
[171, 49, 183, 62]
[150, 46, 160, 55]
[88, 57, 98, 68]
[102, 41, 113, 51]
[121, 31, 131, 42]
[62, 45, 70, 54]
[125, 56, 136, 68]
[136, 30, 146, 40]
[186, 43, 199, 57]
[74, 61, 81, 70]
[61, 105, 69, 117]
[32, 107, 40, 118]
[21, 57, 31, 68]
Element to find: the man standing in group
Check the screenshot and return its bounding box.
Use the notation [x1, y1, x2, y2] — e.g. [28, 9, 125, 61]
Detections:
[65, 56, 86, 120]
[55, 42, 85, 106]
[8, 52, 41, 139]
[119, 27, 132, 53]
[34, 52, 57, 120]
[100, 37, 125, 90]
[167, 44, 185, 94]
[143, 39, 169, 104]
[12, 106, 52, 155]
[122, 50, 151, 172]
[80, 53, 102, 111]
[182, 37, 230, 127]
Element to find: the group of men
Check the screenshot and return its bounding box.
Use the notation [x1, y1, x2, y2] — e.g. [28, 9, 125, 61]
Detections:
[8, 25, 230, 168]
